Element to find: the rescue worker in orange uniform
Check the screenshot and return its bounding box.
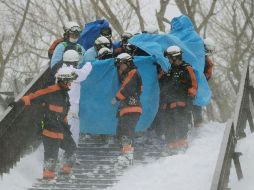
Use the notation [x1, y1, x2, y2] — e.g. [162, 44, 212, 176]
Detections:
[162, 45, 197, 154]
[112, 53, 142, 165]
[12, 68, 78, 180]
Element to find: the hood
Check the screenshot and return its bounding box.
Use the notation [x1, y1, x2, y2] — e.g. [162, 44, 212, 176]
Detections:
[171, 15, 194, 32]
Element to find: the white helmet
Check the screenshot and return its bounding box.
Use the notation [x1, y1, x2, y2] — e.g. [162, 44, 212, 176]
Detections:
[165, 45, 182, 57]
[121, 31, 133, 39]
[63, 50, 80, 63]
[115, 53, 133, 66]
[144, 25, 159, 34]
[204, 38, 215, 54]
[55, 67, 77, 82]
[121, 31, 133, 45]
[95, 36, 110, 45]
[94, 36, 111, 51]
[64, 21, 81, 34]
[97, 47, 113, 59]
[116, 53, 132, 60]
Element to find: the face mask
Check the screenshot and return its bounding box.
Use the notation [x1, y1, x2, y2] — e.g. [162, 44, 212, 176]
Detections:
[69, 37, 78, 43]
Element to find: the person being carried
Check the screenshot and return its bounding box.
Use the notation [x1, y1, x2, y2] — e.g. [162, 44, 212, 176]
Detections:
[112, 53, 142, 166]
[11, 68, 78, 180]
[162, 45, 197, 155]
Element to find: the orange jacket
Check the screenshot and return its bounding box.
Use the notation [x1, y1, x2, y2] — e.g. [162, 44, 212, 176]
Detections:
[204, 55, 214, 80]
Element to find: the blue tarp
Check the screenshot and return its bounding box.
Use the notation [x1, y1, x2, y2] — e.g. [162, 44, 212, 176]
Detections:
[78, 19, 109, 50]
[170, 15, 211, 106]
[83, 47, 97, 63]
[128, 15, 211, 106]
[79, 56, 159, 134]
[78, 15, 211, 135]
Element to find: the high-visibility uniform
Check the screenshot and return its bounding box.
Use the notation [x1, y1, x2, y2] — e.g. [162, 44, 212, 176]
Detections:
[160, 62, 197, 148]
[115, 67, 143, 145]
[20, 84, 76, 179]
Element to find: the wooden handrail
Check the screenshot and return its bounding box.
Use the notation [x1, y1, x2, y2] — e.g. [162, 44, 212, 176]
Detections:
[0, 65, 50, 175]
[210, 62, 253, 190]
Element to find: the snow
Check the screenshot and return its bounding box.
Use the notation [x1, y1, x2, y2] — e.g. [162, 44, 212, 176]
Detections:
[0, 145, 43, 190]
[108, 122, 225, 190]
[1, 122, 254, 190]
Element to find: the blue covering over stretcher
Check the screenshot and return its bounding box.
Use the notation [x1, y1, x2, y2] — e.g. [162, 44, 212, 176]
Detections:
[79, 15, 211, 134]
[79, 56, 159, 134]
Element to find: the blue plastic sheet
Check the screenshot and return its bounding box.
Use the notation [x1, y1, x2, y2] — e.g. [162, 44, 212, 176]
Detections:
[83, 47, 97, 63]
[128, 15, 211, 106]
[79, 56, 159, 134]
[170, 15, 211, 106]
[78, 15, 211, 135]
[78, 19, 109, 50]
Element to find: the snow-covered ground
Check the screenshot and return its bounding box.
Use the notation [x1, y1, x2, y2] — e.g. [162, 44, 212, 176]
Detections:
[108, 122, 225, 190]
[1, 122, 253, 190]
[0, 146, 43, 190]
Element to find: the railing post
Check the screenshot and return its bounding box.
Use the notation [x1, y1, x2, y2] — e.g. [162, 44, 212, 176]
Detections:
[211, 62, 250, 190]
[232, 152, 243, 180]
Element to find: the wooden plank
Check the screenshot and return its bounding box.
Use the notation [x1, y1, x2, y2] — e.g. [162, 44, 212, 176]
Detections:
[210, 120, 234, 190]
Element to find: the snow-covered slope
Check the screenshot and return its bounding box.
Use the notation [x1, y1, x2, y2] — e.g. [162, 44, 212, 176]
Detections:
[0, 146, 43, 190]
[108, 122, 225, 190]
[2, 122, 253, 190]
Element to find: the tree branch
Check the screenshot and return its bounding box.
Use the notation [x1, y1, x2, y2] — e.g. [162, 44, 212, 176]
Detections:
[126, 0, 145, 31]
[155, 0, 170, 32]
[4, 0, 30, 65]
[197, 0, 218, 32]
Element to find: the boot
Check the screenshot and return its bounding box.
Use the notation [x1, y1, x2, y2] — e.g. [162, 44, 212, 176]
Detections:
[117, 136, 134, 166]
[43, 158, 56, 180]
[59, 153, 75, 175]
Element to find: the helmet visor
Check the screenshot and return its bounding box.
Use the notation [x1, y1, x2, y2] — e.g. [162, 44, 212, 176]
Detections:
[69, 26, 82, 33]
[115, 58, 131, 67]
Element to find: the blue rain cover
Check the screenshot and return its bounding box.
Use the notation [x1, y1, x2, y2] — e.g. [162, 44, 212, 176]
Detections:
[128, 15, 211, 106]
[170, 15, 211, 106]
[79, 56, 159, 134]
[78, 19, 109, 50]
[83, 47, 97, 63]
[113, 41, 122, 49]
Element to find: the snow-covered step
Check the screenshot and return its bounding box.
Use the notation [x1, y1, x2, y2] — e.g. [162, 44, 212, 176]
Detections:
[28, 134, 160, 190]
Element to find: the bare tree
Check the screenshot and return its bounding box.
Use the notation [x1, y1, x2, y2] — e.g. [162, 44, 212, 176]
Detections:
[175, 0, 218, 35]
[205, 0, 254, 121]
[156, 0, 171, 31]
[0, 0, 31, 87]
[1, 0, 247, 123]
